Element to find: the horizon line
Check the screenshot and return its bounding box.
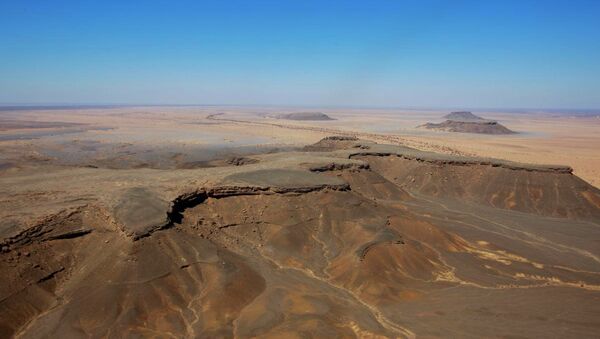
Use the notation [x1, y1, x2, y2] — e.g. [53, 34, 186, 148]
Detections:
[1, 103, 599, 113]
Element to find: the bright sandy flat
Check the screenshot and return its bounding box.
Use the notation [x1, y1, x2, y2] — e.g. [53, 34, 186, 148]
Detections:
[1, 106, 598, 188]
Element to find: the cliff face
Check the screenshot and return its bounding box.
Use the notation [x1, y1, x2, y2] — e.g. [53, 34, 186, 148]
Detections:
[1, 138, 599, 338]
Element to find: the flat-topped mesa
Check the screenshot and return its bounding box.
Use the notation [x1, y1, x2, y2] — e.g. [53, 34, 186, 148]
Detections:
[419, 120, 516, 134]
[420, 111, 516, 134]
[269, 112, 335, 121]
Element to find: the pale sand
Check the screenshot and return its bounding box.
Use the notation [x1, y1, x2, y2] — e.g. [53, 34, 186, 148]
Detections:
[1, 106, 598, 187]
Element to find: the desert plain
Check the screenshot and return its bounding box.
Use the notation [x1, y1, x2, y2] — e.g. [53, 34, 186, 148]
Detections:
[1, 106, 599, 338]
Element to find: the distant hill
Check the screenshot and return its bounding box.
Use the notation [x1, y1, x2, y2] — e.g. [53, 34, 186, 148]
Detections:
[419, 111, 516, 134]
[269, 112, 335, 121]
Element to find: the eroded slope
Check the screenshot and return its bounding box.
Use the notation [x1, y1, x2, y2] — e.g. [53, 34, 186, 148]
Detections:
[1, 137, 599, 338]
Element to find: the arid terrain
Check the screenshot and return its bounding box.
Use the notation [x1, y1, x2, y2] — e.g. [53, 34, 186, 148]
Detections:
[1, 106, 600, 338]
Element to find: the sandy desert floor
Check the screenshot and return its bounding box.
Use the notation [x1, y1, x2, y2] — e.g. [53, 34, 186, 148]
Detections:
[2, 105, 597, 187]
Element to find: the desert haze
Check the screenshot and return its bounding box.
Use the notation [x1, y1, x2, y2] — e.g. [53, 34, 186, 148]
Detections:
[1, 106, 599, 338]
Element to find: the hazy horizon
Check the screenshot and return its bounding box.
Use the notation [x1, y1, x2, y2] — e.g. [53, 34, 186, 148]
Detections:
[1, 1, 599, 108]
[1, 103, 599, 114]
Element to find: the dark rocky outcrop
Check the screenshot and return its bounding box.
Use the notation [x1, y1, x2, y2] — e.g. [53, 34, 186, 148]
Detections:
[309, 162, 369, 172]
[225, 156, 258, 166]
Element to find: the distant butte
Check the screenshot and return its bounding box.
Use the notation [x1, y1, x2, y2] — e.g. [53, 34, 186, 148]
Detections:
[268, 112, 335, 121]
[419, 111, 516, 134]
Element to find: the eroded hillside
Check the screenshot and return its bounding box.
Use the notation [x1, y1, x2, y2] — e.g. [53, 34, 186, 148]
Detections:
[1, 138, 599, 338]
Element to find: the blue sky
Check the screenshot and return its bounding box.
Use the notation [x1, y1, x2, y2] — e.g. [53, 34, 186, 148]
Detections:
[1, 0, 599, 108]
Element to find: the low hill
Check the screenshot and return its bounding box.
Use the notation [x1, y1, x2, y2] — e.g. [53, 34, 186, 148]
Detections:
[270, 112, 335, 121]
[419, 111, 516, 134]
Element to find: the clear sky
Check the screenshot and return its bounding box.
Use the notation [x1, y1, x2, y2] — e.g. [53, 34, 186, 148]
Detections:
[1, 0, 599, 109]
